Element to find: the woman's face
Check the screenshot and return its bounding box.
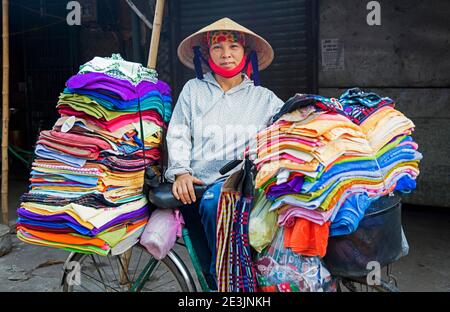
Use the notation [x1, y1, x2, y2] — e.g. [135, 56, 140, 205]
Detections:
[209, 41, 245, 70]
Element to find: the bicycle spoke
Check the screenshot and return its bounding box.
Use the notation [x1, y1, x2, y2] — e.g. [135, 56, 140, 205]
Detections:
[97, 254, 116, 285]
[154, 269, 170, 281]
[90, 255, 107, 290]
[107, 255, 119, 283]
[79, 271, 106, 291]
[132, 248, 144, 282]
[80, 271, 119, 292]
[148, 279, 177, 291]
[91, 254, 114, 291]
[78, 282, 95, 292]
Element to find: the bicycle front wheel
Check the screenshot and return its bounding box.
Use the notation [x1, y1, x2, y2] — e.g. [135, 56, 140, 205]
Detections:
[62, 244, 196, 292]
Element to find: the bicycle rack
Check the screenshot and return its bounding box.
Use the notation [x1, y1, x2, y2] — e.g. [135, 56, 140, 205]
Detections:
[386, 264, 399, 287]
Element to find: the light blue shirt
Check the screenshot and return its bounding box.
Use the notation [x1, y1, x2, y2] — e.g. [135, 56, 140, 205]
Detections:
[165, 72, 284, 185]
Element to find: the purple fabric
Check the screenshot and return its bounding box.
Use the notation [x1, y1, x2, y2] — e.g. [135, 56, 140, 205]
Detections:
[92, 206, 149, 234]
[18, 208, 80, 225]
[266, 176, 305, 199]
[66, 72, 171, 101]
[17, 205, 149, 234]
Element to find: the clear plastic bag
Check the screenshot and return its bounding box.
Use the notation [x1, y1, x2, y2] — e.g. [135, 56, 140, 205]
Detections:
[254, 227, 336, 292]
[139, 208, 184, 260]
[249, 190, 278, 253]
[400, 226, 409, 257]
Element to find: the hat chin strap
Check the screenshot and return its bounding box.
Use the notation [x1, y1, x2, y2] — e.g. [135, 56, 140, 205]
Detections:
[192, 46, 261, 86]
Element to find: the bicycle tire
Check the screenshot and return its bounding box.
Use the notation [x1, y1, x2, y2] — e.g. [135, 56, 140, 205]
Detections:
[62, 245, 196, 292]
[338, 276, 399, 292]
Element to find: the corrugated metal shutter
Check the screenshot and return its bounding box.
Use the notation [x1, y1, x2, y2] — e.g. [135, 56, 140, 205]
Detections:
[169, 0, 318, 101]
[17, 0, 79, 148]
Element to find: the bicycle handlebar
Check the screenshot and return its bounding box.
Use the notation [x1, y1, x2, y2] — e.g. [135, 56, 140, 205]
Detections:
[219, 159, 243, 175]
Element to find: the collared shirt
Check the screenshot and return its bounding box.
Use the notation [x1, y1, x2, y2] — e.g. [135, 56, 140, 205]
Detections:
[165, 72, 284, 185]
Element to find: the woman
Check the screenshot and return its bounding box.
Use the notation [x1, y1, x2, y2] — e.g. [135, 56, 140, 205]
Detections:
[164, 17, 284, 289]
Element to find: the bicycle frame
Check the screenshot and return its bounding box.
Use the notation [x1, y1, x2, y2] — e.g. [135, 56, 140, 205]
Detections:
[61, 245, 198, 292]
[129, 247, 198, 292]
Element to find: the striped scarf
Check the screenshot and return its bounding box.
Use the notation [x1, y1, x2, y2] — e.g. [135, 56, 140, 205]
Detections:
[216, 191, 238, 291]
[229, 195, 257, 292]
[216, 172, 257, 292]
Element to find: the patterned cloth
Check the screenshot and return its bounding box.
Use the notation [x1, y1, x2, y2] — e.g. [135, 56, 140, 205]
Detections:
[206, 30, 246, 47]
[20, 193, 121, 208]
[78, 54, 158, 86]
[216, 168, 257, 292]
[229, 195, 257, 292]
[270, 90, 396, 126]
[216, 191, 238, 292]
[96, 155, 150, 171]
[339, 87, 388, 108]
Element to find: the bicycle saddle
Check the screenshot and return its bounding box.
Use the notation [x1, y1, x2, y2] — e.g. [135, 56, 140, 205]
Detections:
[147, 182, 208, 209]
[144, 159, 245, 209]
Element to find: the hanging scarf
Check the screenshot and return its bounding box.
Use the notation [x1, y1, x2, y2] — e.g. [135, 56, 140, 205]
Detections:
[216, 160, 258, 292]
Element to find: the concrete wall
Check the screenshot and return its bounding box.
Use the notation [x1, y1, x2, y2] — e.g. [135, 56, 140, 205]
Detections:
[319, 0, 450, 207]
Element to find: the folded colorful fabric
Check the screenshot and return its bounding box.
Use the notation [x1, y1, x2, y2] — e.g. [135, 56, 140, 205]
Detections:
[251, 89, 422, 261]
[17, 54, 172, 256]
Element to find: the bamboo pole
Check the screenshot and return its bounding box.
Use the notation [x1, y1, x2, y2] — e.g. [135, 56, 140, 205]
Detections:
[2, 0, 9, 225]
[147, 0, 165, 69]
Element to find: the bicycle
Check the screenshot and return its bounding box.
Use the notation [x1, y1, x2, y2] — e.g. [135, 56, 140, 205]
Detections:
[60, 182, 213, 292]
[61, 159, 401, 292]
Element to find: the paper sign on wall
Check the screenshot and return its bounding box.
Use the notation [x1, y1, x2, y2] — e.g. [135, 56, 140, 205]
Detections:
[321, 39, 345, 71]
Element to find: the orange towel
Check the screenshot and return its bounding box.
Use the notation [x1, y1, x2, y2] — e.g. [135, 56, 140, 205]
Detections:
[284, 218, 331, 257]
[16, 225, 108, 249]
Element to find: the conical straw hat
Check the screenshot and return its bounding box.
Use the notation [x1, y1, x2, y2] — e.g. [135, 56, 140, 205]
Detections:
[177, 17, 274, 72]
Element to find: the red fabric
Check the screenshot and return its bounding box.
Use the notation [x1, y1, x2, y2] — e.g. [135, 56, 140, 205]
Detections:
[284, 218, 331, 258]
[40, 130, 111, 150]
[57, 105, 164, 131]
[258, 285, 278, 292]
[37, 130, 111, 159]
[37, 138, 100, 159]
[132, 148, 160, 160]
[17, 224, 74, 234]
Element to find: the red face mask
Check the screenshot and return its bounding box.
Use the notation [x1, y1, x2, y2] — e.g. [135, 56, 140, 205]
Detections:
[207, 55, 247, 78]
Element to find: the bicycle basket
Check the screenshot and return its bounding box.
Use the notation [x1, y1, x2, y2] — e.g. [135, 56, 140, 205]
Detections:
[323, 193, 403, 277]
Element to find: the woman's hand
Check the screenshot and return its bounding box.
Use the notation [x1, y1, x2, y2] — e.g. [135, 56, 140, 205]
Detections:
[172, 173, 204, 205]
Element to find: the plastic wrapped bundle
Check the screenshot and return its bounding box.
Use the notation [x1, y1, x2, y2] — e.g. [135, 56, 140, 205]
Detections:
[254, 228, 336, 292]
[249, 190, 277, 253]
